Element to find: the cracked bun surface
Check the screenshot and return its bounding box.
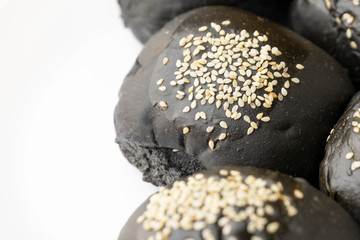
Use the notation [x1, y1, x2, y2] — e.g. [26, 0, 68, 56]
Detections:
[114, 6, 354, 186]
[118, 0, 290, 43]
[289, 0, 360, 88]
[321, 91, 360, 224]
[119, 166, 360, 240]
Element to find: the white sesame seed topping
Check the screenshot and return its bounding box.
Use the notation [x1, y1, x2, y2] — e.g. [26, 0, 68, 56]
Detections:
[208, 139, 215, 150]
[206, 126, 215, 133]
[183, 106, 190, 113]
[158, 86, 167, 91]
[219, 169, 229, 176]
[294, 189, 304, 199]
[346, 28, 352, 39]
[342, 13, 355, 25]
[266, 222, 280, 234]
[222, 20, 231, 26]
[247, 127, 254, 135]
[163, 57, 169, 65]
[219, 121, 228, 129]
[156, 21, 302, 151]
[136, 169, 300, 238]
[219, 133, 227, 141]
[251, 236, 263, 240]
[156, 78, 164, 85]
[325, 0, 332, 9]
[179, 38, 187, 47]
[351, 161, 360, 171]
[159, 101, 168, 108]
[261, 116, 271, 122]
[198, 26, 208, 32]
[350, 41, 358, 49]
[346, 152, 354, 160]
[250, 121, 258, 129]
[296, 64, 304, 70]
[183, 127, 190, 134]
[291, 77, 300, 84]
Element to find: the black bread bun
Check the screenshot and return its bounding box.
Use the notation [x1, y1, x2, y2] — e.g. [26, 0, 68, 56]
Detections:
[114, 6, 354, 187]
[118, 0, 291, 43]
[320, 91, 360, 224]
[119, 166, 360, 240]
[289, 0, 360, 88]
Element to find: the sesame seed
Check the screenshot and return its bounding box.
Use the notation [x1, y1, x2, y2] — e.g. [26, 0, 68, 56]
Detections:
[281, 87, 288, 96]
[351, 161, 360, 171]
[244, 115, 250, 123]
[266, 222, 280, 234]
[206, 126, 214, 133]
[261, 116, 271, 122]
[346, 28, 352, 39]
[251, 121, 258, 129]
[198, 26, 208, 32]
[219, 121, 228, 129]
[294, 189, 304, 199]
[158, 86, 167, 91]
[296, 64, 304, 70]
[183, 127, 190, 134]
[219, 133, 227, 141]
[222, 224, 232, 236]
[342, 13, 355, 25]
[219, 169, 229, 176]
[350, 41, 358, 49]
[208, 139, 215, 150]
[291, 78, 300, 84]
[191, 100, 197, 109]
[157, 78, 164, 85]
[179, 38, 187, 47]
[265, 205, 275, 216]
[247, 127, 254, 135]
[325, 0, 332, 9]
[250, 236, 263, 240]
[222, 20, 231, 26]
[159, 101, 168, 108]
[163, 57, 169, 65]
[200, 111, 207, 119]
[346, 152, 354, 160]
[287, 206, 298, 217]
[256, 112, 264, 120]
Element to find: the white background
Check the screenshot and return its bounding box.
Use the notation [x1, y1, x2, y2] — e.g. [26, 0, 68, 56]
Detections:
[0, 0, 157, 239]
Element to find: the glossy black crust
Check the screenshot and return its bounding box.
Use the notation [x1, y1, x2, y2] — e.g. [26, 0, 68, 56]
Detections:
[289, 0, 360, 89]
[119, 166, 360, 240]
[118, 0, 290, 43]
[114, 6, 354, 187]
[320, 92, 360, 224]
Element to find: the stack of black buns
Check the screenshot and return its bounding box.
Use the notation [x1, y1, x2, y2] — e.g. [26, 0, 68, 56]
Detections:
[114, 2, 360, 239]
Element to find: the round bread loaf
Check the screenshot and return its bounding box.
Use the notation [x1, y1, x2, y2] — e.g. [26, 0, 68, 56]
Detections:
[320, 91, 360, 224]
[114, 6, 354, 186]
[289, 0, 360, 88]
[119, 166, 360, 240]
[118, 0, 290, 43]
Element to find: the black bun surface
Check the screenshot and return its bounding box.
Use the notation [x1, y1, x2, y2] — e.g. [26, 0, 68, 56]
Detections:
[320, 91, 360, 224]
[289, 0, 360, 88]
[114, 6, 354, 187]
[119, 166, 360, 240]
[118, 0, 290, 43]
